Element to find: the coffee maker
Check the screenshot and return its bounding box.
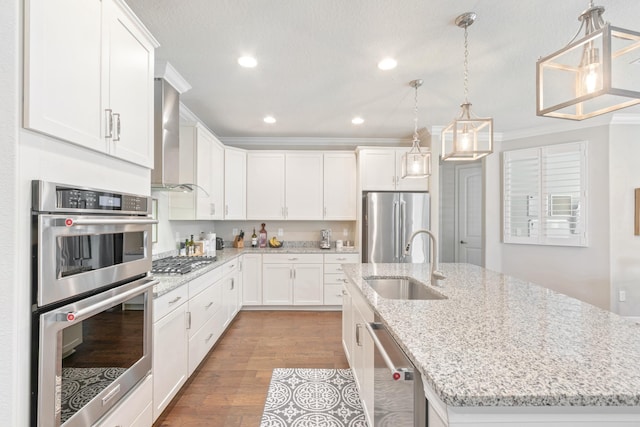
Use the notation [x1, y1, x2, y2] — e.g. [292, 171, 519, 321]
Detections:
[320, 229, 331, 249]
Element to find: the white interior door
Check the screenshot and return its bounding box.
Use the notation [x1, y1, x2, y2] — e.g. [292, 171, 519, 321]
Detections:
[456, 163, 483, 266]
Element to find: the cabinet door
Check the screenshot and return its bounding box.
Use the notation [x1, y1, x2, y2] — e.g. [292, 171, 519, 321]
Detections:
[209, 137, 225, 219]
[195, 128, 215, 219]
[262, 264, 292, 305]
[285, 152, 323, 219]
[153, 302, 188, 421]
[222, 272, 240, 327]
[247, 152, 286, 220]
[224, 148, 247, 220]
[341, 286, 352, 363]
[395, 149, 430, 191]
[323, 152, 356, 220]
[292, 263, 324, 305]
[359, 150, 397, 191]
[106, 0, 155, 167]
[242, 254, 262, 305]
[24, 0, 106, 152]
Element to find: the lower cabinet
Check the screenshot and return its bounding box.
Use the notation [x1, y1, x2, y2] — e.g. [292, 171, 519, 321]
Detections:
[95, 375, 153, 427]
[341, 285, 353, 363]
[324, 253, 359, 306]
[262, 254, 324, 305]
[242, 253, 263, 305]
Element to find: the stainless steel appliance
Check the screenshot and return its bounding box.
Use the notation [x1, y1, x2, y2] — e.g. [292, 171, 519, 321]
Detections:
[320, 229, 331, 249]
[365, 320, 426, 426]
[151, 255, 216, 275]
[30, 181, 157, 427]
[362, 192, 430, 263]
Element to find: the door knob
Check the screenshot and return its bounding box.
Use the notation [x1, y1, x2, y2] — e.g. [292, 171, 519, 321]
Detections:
[460, 240, 468, 244]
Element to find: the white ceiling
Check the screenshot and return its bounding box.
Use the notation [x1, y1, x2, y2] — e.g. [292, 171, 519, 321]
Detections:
[125, 0, 640, 143]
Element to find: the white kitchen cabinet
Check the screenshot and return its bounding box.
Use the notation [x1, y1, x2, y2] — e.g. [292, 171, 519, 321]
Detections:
[246, 152, 286, 220]
[24, 0, 157, 168]
[153, 287, 188, 421]
[224, 147, 247, 219]
[95, 375, 152, 427]
[341, 285, 353, 364]
[359, 148, 429, 191]
[323, 152, 357, 220]
[262, 254, 323, 305]
[222, 260, 241, 328]
[285, 152, 324, 219]
[324, 253, 359, 305]
[242, 253, 263, 305]
[170, 123, 225, 220]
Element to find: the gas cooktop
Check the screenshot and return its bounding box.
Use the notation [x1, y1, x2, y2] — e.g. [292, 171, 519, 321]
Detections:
[151, 256, 216, 275]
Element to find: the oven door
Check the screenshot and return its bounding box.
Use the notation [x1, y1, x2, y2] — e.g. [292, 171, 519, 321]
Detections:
[34, 276, 155, 427]
[35, 214, 155, 307]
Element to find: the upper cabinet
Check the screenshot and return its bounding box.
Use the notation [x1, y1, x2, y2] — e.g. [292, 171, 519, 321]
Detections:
[285, 152, 324, 220]
[170, 123, 224, 220]
[358, 148, 429, 192]
[24, 0, 158, 168]
[324, 152, 356, 220]
[246, 152, 287, 220]
[224, 148, 247, 220]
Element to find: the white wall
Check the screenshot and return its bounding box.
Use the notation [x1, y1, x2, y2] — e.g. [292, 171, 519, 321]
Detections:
[491, 126, 611, 309]
[609, 122, 640, 316]
[1, 0, 21, 424]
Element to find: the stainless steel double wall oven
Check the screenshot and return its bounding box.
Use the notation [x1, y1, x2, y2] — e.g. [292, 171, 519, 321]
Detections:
[30, 181, 157, 427]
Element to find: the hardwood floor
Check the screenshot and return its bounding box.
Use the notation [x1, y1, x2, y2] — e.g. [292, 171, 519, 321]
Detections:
[153, 310, 349, 427]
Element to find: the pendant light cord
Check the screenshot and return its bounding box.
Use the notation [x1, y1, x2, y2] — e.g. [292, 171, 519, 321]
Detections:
[463, 24, 469, 104]
[413, 83, 419, 144]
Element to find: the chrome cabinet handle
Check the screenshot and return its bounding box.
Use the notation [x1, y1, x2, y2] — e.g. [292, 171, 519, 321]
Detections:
[230, 278, 234, 290]
[168, 296, 182, 305]
[324, 206, 327, 217]
[186, 311, 191, 329]
[225, 205, 229, 215]
[341, 290, 348, 296]
[113, 113, 121, 141]
[205, 333, 214, 342]
[211, 203, 216, 215]
[104, 109, 113, 138]
[293, 268, 296, 279]
[355, 323, 362, 346]
[288, 257, 298, 261]
[205, 302, 214, 309]
[336, 257, 347, 261]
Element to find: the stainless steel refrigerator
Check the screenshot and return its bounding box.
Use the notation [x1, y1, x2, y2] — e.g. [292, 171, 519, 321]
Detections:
[362, 192, 430, 263]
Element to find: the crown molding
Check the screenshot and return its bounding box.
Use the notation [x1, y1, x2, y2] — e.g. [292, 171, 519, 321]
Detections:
[609, 114, 640, 125]
[220, 136, 408, 150]
[155, 60, 192, 94]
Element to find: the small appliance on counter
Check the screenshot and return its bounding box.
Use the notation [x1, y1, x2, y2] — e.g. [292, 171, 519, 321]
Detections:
[216, 237, 224, 250]
[320, 229, 331, 249]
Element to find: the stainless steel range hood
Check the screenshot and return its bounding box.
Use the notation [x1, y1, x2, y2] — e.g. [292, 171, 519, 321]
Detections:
[151, 78, 194, 192]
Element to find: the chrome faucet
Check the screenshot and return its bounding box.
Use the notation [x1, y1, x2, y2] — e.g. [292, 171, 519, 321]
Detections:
[405, 229, 446, 286]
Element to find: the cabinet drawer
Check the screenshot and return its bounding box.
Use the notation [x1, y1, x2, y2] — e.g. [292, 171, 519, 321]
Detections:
[263, 253, 323, 264]
[222, 258, 240, 276]
[325, 263, 350, 274]
[188, 281, 223, 338]
[154, 286, 188, 322]
[324, 253, 360, 264]
[188, 308, 226, 376]
[324, 273, 349, 285]
[95, 375, 152, 427]
[324, 284, 344, 305]
[189, 266, 223, 298]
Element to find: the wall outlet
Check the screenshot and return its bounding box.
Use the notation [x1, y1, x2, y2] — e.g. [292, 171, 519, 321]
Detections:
[232, 228, 238, 236]
[278, 228, 284, 237]
[619, 290, 627, 302]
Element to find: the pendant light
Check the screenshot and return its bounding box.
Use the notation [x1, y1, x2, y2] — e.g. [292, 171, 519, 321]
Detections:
[442, 12, 493, 162]
[536, 1, 640, 120]
[401, 79, 431, 179]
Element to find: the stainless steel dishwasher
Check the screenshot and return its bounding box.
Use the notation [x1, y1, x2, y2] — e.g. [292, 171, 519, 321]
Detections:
[365, 319, 426, 427]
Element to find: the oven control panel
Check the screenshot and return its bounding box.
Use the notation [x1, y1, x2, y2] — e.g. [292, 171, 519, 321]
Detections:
[32, 180, 151, 215]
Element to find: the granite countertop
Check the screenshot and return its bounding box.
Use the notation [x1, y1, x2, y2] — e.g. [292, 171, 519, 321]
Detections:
[341, 262, 640, 408]
[152, 246, 359, 298]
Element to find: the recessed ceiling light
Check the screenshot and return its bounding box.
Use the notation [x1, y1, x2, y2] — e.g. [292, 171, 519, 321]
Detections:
[378, 57, 397, 70]
[352, 117, 364, 125]
[263, 116, 276, 124]
[238, 56, 258, 68]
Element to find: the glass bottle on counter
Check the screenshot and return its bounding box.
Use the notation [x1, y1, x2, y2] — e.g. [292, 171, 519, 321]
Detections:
[251, 228, 258, 248]
[258, 223, 267, 248]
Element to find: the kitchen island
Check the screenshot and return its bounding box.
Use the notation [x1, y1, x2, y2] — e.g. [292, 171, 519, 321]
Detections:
[342, 263, 640, 427]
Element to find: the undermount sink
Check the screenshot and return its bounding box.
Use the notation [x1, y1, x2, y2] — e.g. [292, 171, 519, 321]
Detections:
[364, 276, 447, 300]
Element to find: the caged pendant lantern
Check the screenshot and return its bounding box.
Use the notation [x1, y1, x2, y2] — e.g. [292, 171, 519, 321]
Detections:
[442, 12, 493, 162]
[401, 79, 431, 178]
[536, 1, 640, 120]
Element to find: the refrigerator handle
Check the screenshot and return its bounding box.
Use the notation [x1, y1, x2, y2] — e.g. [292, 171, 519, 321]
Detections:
[393, 201, 400, 261]
[400, 200, 406, 261]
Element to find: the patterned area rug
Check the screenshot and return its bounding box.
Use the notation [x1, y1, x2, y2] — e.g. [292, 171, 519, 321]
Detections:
[260, 368, 367, 427]
[61, 367, 127, 424]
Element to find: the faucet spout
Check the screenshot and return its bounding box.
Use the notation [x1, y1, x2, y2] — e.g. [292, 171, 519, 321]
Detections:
[405, 229, 445, 286]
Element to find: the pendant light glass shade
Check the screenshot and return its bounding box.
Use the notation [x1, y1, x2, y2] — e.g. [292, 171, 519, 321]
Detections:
[442, 12, 493, 162]
[402, 79, 431, 178]
[536, 3, 640, 120]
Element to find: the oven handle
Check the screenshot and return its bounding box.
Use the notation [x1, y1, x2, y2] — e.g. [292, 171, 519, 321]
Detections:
[58, 278, 158, 322]
[365, 322, 412, 382]
[66, 218, 158, 226]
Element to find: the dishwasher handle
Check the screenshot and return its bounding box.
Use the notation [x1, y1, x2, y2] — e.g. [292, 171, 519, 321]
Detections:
[365, 322, 413, 381]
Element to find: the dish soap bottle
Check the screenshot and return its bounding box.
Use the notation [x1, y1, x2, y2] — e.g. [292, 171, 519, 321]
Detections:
[251, 228, 258, 248]
[258, 223, 268, 248]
